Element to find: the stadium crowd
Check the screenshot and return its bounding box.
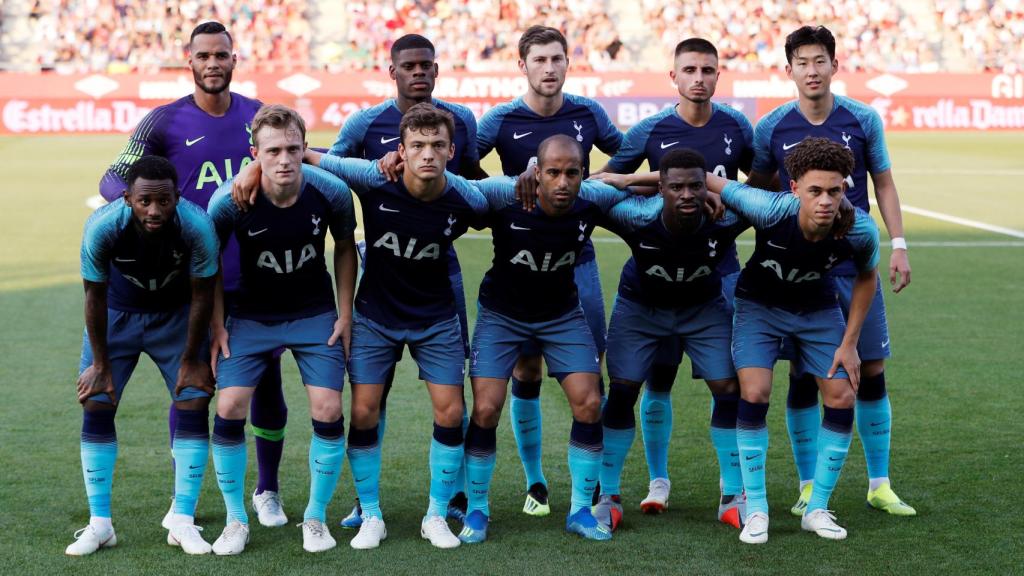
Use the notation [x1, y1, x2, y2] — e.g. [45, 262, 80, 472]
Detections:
[12, 0, 1024, 74]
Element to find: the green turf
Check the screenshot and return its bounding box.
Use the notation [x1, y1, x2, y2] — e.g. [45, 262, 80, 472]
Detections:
[1, 131, 1022, 575]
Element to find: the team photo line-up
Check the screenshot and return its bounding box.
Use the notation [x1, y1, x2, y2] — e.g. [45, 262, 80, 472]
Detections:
[68, 19, 916, 557]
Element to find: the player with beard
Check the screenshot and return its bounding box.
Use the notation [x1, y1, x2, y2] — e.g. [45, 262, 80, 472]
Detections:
[97, 22, 292, 532]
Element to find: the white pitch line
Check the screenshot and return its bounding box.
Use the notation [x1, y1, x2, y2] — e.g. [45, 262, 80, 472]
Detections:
[898, 168, 1024, 176]
[868, 199, 1024, 239]
[456, 234, 1023, 247]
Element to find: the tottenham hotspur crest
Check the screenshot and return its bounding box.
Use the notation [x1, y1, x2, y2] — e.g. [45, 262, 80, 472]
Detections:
[444, 214, 457, 237]
[825, 253, 838, 270]
[841, 132, 852, 149]
[708, 239, 718, 258]
[723, 134, 732, 156]
[573, 121, 584, 142]
[578, 220, 587, 241]
[311, 214, 321, 235]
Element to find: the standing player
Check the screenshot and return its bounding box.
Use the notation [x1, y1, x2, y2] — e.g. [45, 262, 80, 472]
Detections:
[327, 33, 484, 526]
[709, 137, 878, 543]
[305, 103, 489, 550]
[67, 156, 219, 556]
[206, 105, 357, 555]
[593, 148, 747, 532]
[592, 37, 753, 513]
[746, 25, 915, 517]
[460, 135, 629, 543]
[476, 25, 623, 516]
[98, 22, 291, 529]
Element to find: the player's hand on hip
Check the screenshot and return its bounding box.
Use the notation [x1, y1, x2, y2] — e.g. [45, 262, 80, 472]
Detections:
[515, 165, 539, 211]
[832, 196, 855, 239]
[231, 162, 261, 211]
[175, 358, 216, 398]
[828, 343, 861, 392]
[377, 151, 404, 182]
[209, 324, 231, 378]
[77, 364, 116, 405]
[889, 249, 911, 293]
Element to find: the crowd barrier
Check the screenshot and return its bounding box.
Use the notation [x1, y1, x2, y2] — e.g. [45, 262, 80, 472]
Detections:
[3, 71, 1023, 134]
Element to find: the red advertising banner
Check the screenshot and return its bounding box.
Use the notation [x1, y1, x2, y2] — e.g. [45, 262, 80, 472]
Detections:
[3, 71, 1024, 134]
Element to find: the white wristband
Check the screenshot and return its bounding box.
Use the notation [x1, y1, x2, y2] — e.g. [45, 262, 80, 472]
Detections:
[891, 237, 907, 250]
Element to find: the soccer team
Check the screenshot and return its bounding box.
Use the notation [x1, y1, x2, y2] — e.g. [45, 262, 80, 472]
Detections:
[67, 20, 915, 556]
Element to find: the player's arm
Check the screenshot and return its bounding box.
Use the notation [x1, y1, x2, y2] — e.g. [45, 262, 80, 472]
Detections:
[78, 279, 116, 404]
[870, 169, 910, 291]
[329, 235, 357, 356]
[98, 108, 167, 201]
[206, 187, 240, 374]
[828, 215, 881, 390]
[309, 151, 384, 194]
[77, 204, 123, 403]
[452, 103, 489, 180]
[175, 203, 220, 396]
[709, 176, 796, 228]
[745, 113, 782, 190]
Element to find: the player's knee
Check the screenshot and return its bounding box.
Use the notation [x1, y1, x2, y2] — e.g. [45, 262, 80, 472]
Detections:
[570, 388, 602, 423]
[740, 385, 771, 404]
[216, 393, 249, 420]
[471, 396, 503, 428]
[310, 396, 343, 423]
[83, 399, 116, 414]
[434, 400, 464, 428]
[350, 400, 380, 428]
[706, 378, 738, 396]
[821, 384, 855, 409]
[174, 397, 210, 411]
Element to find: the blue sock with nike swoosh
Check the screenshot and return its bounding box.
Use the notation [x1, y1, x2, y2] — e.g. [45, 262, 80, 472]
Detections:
[81, 410, 118, 520]
[305, 418, 345, 522]
[427, 424, 464, 518]
[567, 419, 602, 515]
[172, 408, 209, 517]
[808, 406, 854, 513]
[855, 372, 891, 482]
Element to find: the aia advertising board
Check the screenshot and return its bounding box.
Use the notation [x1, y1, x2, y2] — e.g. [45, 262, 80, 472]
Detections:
[2, 71, 1023, 134]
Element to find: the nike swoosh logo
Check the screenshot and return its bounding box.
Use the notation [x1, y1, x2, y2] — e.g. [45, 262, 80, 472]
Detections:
[730, 452, 739, 457]
[782, 142, 800, 150]
[745, 454, 758, 461]
[828, 456, 842, 461]
[644, 409, 660, 415]
[248, 228, 268, 237]
[870, 420, 890, 427]
[471, 480, 486, 485]
[113, 257, 136, 263]
[185, 136, 205, 147]
[793, 429, 810, 435]
[513, 131, 532, 140]
[517, 418, 534, 424]
[749, 530, 767, 537]
[380, 136, 400, 144]
[86, 468, 104, 473]
[767, 240, 787, 250]
[314, 459, 330, 465]
[660, 141, 679, 149]
[355, 476, 369, 483]
[378, 203, 400, 213]
[880, 339, 890, 348]
[510, 223, 531, 231]
[639, 242, 659, 250]
[584, 477, 596, 482]
[442, 468, 456, 474]
[189, 464, 202, 469]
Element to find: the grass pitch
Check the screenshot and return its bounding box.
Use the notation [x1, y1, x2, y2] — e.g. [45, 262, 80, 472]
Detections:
[0, 131, 1021, 575]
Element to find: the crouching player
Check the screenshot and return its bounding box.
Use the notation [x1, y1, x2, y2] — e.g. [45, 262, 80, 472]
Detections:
[707, 138, 879, 544]
[594, 148, 748, 532]
[67, 156, 219, 556]
[207, 105, 357, 554]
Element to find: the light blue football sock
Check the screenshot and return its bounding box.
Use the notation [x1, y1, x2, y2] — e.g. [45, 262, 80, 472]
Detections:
[466, 452, 496, 515]
[856, 396, 891, 480]
[568, 420, 602, 514]
[347, 426, 382, 519]
[171, 408, 209, 516]
[786, 405, 821, 483]
[710, 426, 743, 497]
[640, 388, 672, 481]
[510, 389, 546, 489]
[81, 410, 117, 519]
[304, 419, 345, 522]
[427, 436, 464, 517]
[808, 408, 854, 513]
[452, 408, 470, 497]
[737, 400, 770, 517]
[599, 426, 635, 497]
[212, 416, 248, 524]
